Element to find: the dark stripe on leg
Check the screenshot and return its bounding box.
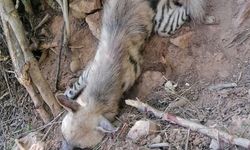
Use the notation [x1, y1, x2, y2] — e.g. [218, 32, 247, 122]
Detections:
[157, 3, 166, 29]
[129, 55, 138, 74]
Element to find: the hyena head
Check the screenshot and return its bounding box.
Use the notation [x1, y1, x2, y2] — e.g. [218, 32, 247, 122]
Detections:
[57, 95, 117, 149]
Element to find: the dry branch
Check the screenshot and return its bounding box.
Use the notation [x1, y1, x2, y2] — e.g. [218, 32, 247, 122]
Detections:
[1, 16, 51, 123]
[125, 99, 250, 149]
[0, 0, 61, 122]
[56, 0, 70, 40]
[34, 13, 51, 31]
[54, 0, 70, 89]
[208, 83, 237, 91]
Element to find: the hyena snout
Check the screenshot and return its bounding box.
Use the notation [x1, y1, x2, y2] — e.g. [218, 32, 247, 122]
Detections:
[57, 95, 117, 149]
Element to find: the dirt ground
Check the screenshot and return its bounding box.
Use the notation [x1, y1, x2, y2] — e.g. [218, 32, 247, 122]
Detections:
[1, 0, 250, 149]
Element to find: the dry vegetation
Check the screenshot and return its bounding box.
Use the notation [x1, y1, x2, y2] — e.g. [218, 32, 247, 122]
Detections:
[1, 0, 250, 149]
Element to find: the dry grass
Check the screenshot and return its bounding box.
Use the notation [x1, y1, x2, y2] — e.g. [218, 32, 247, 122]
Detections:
[0, 32, 43, 149]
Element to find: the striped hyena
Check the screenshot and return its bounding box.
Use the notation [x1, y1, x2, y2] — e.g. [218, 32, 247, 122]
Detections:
[57, 0, 154, 149]
[64, 0, 206, 99]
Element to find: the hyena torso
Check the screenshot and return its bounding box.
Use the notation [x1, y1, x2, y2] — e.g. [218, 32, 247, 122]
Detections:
[64, 0, 206, 99]
[57, 0, 154, 148]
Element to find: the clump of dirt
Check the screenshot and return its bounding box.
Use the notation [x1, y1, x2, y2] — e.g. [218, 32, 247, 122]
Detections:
[1, 0, 250, 149]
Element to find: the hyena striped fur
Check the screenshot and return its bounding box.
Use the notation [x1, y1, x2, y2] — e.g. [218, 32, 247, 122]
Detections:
[153, 0, 206, 37]
[57, 0, 154, 148]
[64, 0, 206, 99]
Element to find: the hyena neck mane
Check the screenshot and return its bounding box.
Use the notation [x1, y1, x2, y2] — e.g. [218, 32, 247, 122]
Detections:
[82, 0, 153, 108]
[63, 0, 154, 100]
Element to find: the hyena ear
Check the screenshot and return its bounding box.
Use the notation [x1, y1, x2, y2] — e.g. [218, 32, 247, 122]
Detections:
[56, 94, 80, 112]
[96, 116, 118, 133]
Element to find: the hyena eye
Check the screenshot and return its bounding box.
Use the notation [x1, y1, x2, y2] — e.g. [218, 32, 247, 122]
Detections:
[69, 90, 73, 95]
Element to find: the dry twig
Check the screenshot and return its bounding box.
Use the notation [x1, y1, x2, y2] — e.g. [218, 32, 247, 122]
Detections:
[126, 99, 250, 149]
[56, 0, 70, 40]
[148, 143, 170, 148]
[55, 23, 65, 89]
[208, 83, 237, 91]
[185, 129, 190, 150]
[34, 13, 51, 31]
[54, 0, 70, 90]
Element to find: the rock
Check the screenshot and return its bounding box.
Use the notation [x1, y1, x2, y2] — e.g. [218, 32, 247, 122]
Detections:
[204, 16, 218, 25]
[127, 120, 159, 142]
[70, 59, 81, 73]
[137, 71, 164, 98]
[86, 11, 102, 39]
[164, 80, 177, 93]
[170, 32, 193, 49]
[209, 139, 220, 150]
[69, 0, 101, 19]
[151, 135, 162, 144]
[70, 8, 87, 19]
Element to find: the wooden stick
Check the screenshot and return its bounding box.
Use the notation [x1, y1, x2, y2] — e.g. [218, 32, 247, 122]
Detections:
[34, 13, 51, 31]
[56, 0, 70, 40]
[125, 99, 250, 149]
[1, 13, 51, 123]
[0, 0, 61, 119]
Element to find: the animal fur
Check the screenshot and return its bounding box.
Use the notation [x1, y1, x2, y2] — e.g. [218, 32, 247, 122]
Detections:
[153, 0, 206, 36]
[64, 0, 207, 99]
[58, 0, 154, 148]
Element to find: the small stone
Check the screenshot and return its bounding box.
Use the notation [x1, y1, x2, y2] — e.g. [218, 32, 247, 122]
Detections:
[151, 135, 162, 144]
[209, 139, 220, 150]
[69, 0, 101, 19]
[170, 32, 193, 49]
[164, 81, 177, 93]
[70, 59, 81, 73]
[86, 11, 102, 39]
[70, 9, 87, 19]
[127, 120, 159, 142]
[204, 16, 217, 25]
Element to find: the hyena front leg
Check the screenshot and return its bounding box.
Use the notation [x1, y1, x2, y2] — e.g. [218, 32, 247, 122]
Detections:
[64, 64, 92, 99]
